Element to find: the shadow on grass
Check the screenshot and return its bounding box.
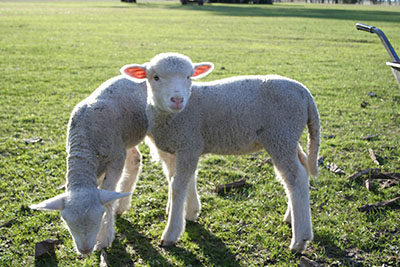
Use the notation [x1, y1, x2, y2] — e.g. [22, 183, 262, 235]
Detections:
[109, 217, 171, 266]
[174, 221, 241, 267]
[166, 4, 400, 23]
[34, 253, 59, 267]
[111, 218, 240, 266]
[313, 231, 363, 266]
[364, 204, 400, 223]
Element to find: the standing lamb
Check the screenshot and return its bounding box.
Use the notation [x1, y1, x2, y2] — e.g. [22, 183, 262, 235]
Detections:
[121, 52, 320, 252]
[30, 76, 148, 254]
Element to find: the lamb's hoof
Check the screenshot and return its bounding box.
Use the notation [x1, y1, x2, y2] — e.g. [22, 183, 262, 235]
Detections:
[160, 240, 176, 247]
[289, 240, 307, 252]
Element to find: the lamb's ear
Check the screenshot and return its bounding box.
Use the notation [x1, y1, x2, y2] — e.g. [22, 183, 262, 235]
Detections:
[120, 64, 147, 81]
[192, 62, 214, 80]
[29, 193, 68, 211]
[98, 189, 130, 205]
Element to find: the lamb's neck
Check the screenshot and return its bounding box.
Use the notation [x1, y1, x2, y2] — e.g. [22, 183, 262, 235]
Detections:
[146, 104, 179, 154]
[146, 104, 175, 130]
[65, 151, 99, 191]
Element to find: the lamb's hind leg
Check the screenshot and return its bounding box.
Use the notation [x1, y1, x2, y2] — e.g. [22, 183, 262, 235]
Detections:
[276, 155, 312, 252]
[185, 171, 201, 221]
[95, 153, 125, 251]
[283, 145, 310, 225]
[156, 149, 176, 216]
[277, 168, 292, 225]
[264, 137, 312, 252]
[115, 146, 142, 215]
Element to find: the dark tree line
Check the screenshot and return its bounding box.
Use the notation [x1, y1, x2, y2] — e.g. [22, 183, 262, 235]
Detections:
[121, 0, 399, 4]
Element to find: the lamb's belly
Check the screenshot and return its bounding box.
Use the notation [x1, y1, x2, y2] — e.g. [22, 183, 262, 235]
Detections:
[204, 141, 263, 155]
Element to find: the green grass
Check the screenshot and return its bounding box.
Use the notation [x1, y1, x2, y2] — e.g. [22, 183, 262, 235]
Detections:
[1, 1, 400, 266]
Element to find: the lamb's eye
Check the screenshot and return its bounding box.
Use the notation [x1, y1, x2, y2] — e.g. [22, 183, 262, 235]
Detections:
[154, 75, 160, 81]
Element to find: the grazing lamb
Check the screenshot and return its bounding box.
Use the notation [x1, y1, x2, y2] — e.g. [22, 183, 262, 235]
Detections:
[120, 53, 320, 252]
[30, 76, 148, 254]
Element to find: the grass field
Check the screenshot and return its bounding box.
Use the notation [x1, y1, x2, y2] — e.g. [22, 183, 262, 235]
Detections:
[1, 1, 400, 266]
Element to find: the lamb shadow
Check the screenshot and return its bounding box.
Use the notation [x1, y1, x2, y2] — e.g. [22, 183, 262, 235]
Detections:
[110, 217, 172, 266]
[165, 221, 241, 267]
[175, 222, 241, 267]
[112, 218, 240, 266]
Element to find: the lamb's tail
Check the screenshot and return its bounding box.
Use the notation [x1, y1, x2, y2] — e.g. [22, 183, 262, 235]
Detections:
[306, 96, 320, 177]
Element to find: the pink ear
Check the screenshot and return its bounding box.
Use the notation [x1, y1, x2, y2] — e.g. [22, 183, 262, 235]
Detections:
[192, 63, 214, 80]
[193, 65, 212, 77]
[122, 65, 147, 79]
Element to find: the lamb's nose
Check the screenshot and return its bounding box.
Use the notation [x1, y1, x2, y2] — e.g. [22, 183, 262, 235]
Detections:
[171, 97, 184, 104]
[78, 246, 93, 255]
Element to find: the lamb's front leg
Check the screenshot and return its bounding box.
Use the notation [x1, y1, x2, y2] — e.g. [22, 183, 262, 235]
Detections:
[95, 202, 115, 251]
[95, 156, 125, 251]
[161, 152, 199, 247]
[115, 147, 142, 215]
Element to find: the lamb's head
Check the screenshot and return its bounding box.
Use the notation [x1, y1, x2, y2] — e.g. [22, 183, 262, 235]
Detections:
[30, 188, 129, 255]
[121, 53, 214, 113]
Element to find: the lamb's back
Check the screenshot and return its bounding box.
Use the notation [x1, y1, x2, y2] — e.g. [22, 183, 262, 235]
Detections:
[67, 76, 148, 160]
[188, 75, 312, 154]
